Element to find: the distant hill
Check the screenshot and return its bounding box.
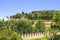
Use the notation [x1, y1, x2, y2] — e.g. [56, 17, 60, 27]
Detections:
[10, 10, 55, 20]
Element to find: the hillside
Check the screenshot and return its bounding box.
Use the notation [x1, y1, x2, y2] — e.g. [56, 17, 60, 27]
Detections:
[10, 10, 55, 20]
[1, 10, 60, 40]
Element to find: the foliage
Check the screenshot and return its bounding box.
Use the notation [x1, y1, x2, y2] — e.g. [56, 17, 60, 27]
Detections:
[51, 10, 60, 31]
[50, 35, 60, 40]
[0, 29, 22, 40]
[0, 20, 6, 30]
[16, 20, 33, 34]
[10, 10, 55, 20]
[31, 37, 48, 40]
[35, 20, 45, 32]
[0, 20, 4, 27]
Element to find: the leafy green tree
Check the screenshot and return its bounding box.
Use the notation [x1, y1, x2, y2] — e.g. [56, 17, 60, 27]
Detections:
[8, 20, 17, 31]
[16, 20, 33, 34]
[27, 13, 32, 19]
[10, 13, 22, 19]
[0, 21, 4, 27]
[51, 10, 60, 30]
[0, 20, 5, 30]
[50, 10, 60, 40]
[10, 10, 55, 20]
[35, 19, 45, 32]
[0, 29, 22, 40]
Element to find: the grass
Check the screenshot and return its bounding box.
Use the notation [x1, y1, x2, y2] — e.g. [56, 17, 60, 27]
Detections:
[31, 37, 48, 40]
[40, 37, 48, 40]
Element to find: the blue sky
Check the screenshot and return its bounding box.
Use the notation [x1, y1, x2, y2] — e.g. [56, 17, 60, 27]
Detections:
[0, 0, 60, 19]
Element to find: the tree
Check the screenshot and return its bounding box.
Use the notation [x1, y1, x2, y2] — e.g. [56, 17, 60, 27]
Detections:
[0, 20, 5, 30]
[10, 13, 22, 19]
[27, 13, 32, 19]
[22, 12, 24, 15]
[35, 19, 45, 32]
[0, 29, 22, 40]
[8, 20, 17, 31]
[50, 10, 60, 40]
[10, 10, 55, 20]
[16, 20, 33, 34]
[51, 10, 60, 30]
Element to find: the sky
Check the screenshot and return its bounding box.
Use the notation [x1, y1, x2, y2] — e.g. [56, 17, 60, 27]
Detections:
[0, 0, 60, 20]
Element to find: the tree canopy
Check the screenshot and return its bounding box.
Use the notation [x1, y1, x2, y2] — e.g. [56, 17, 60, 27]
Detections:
[10, 10, 55, 20]
[0, 29, 22, 40]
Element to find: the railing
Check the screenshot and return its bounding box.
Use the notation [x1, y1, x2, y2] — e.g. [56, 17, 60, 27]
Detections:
[21, 32, 45, 39]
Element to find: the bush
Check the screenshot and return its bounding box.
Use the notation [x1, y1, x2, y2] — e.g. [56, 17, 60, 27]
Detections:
[0, 29, 22, 40]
